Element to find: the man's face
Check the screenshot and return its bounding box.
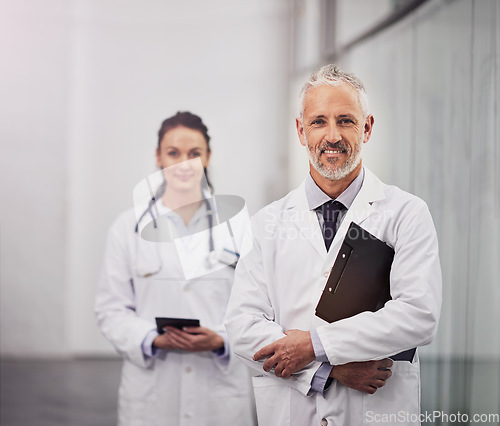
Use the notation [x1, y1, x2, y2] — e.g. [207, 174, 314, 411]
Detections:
[296, 83, 373, 182]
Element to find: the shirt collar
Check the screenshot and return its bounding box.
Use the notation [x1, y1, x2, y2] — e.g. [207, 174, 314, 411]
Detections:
[155, 196, 209, 228]
[305, 167, 365, 211]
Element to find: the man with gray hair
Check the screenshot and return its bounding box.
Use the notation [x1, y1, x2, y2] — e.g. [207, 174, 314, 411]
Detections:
[225, 64, 442, 425]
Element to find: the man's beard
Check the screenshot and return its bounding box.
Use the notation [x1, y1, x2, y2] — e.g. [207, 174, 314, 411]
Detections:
[305, 133, 363, 181]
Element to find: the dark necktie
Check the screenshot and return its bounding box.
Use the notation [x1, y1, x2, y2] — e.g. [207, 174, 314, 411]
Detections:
[321, 200, 345, 251]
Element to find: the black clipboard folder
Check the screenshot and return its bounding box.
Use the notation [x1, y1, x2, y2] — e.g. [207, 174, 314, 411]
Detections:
[315, 222, 416, 362]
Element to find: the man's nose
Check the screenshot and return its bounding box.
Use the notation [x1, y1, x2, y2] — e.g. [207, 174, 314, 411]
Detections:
[325, 124, 341, 143]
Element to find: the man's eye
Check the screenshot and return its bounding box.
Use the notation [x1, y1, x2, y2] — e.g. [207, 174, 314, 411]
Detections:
[189, 152, 201, 158]
[311, 119, 324, 125]
[167, 151, 178, 157]
[339, 119, 354, 125]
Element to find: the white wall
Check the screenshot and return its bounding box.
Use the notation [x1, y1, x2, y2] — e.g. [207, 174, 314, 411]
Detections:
[0, 0, 71, 357]
[0, 0, 290, 357]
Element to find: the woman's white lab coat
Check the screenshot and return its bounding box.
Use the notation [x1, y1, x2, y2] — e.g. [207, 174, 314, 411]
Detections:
[95, 204, 254, 426]
[225, 168, 442, 426]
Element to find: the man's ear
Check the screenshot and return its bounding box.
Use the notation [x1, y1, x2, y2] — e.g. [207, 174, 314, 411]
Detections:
[296, 117, 306, 147]
[363, 115, 374, 144]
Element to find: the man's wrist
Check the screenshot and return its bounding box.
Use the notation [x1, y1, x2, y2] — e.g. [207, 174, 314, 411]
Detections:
[310, 362, 334, 395]
[310, 328, 329, 363]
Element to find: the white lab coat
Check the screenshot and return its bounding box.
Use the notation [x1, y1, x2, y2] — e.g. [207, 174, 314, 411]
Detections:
[95, 205, 254, 426]
[225, 168, 442, 426]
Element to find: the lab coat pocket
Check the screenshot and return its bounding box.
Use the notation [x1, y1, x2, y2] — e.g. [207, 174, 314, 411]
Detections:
[118, 361, 157, 425]
[134, 239, 162, 279]
[252, 375, 291, 425]
[189, 275, 233, 326]
[362, 360, 420, 426]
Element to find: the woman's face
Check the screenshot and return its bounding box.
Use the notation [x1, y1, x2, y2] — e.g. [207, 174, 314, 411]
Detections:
[156, 126, 211, 192]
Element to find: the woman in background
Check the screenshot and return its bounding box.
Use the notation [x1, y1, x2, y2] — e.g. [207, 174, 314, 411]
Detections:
[95, 111, 254, 426]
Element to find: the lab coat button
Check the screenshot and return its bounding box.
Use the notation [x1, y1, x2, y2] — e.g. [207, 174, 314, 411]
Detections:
[320, 418, 328, 426]
[184, 413, 192, 419]
[185, 367, 192, 373]
[323, 272, 329, 278]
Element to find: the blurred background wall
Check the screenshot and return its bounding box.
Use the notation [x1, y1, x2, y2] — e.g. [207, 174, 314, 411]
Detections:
[1, 0, 499, 423]
[0, 0, 290, 357]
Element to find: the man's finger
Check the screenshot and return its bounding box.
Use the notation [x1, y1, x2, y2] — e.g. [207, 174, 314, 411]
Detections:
[372, 379, 386, 388]
[379, 369, 392, 380]
[383, 358, 394, 368]
[274, 364, 285, 378]
[253, 344, 275, 361]
[377, 358, 393, 371]
[262, 355, 278, 372]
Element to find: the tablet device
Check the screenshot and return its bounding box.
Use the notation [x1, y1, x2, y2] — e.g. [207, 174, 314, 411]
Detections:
[155, 317, 200, 334]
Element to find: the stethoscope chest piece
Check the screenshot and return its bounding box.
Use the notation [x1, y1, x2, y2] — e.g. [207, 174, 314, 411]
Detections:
[205, 250, 218, 269]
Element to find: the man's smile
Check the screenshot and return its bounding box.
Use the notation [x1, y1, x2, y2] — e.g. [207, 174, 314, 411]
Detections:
[318, 142, 349, 158]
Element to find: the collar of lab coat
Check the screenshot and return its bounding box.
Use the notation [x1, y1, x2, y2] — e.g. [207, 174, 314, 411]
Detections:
[284, 167, 387, 262]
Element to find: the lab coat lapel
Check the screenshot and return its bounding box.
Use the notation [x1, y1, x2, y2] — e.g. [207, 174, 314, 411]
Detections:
[324, 168, 386, 266]
[287, 181, 327, 258]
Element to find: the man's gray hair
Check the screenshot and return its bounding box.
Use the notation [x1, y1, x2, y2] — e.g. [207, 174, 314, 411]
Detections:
[299, 64, 369, 119]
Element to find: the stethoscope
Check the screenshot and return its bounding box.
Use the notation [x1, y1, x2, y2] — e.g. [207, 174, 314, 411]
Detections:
[134, 186, 239, 275]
